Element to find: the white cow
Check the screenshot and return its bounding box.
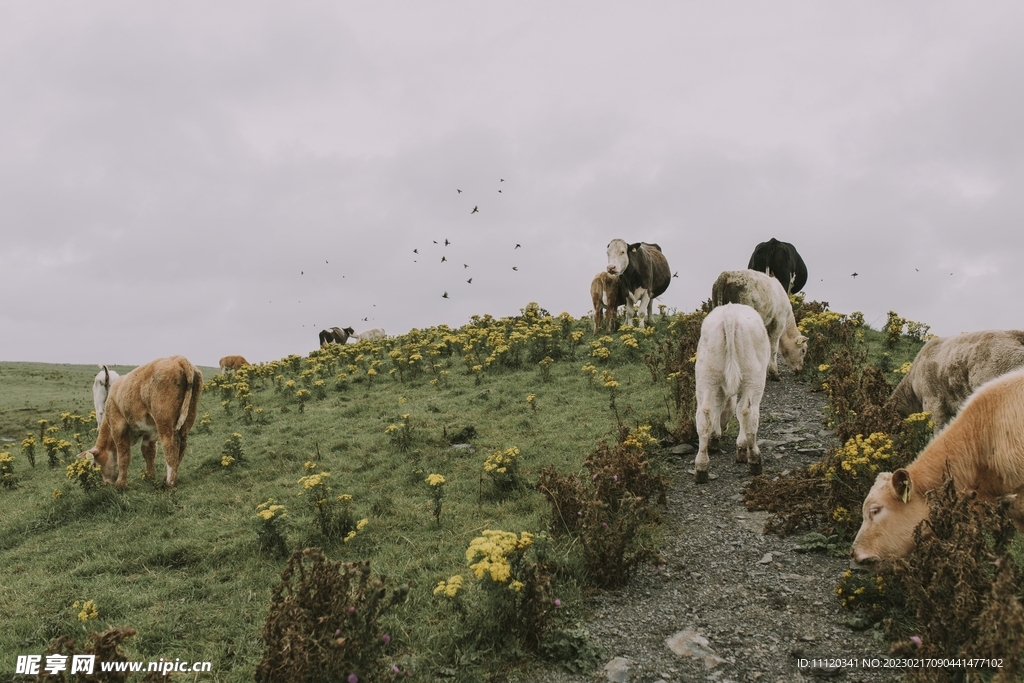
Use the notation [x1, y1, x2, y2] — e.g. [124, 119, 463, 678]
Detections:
[694, 304, 771, 483]
[355, 328, 386, 342]
[92, 365, 120, 427]
[711, 269, 807, 380]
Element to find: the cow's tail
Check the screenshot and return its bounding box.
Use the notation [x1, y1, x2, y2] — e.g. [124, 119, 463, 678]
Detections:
[101, 365, 112, 391]
[175, 365, 203, 431]
[722, 311, 743, 397]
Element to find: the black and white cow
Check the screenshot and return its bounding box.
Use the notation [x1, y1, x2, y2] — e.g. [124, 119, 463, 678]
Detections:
[319, 326, 355, 347]
[747, 238, 807, 295]
[605, 239, 671, 328]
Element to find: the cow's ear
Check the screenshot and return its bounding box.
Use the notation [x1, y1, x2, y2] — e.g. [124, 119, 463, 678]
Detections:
[796, 335, 808, 346]
[629, 242, 641, 252]
[892, 468, 913, 503]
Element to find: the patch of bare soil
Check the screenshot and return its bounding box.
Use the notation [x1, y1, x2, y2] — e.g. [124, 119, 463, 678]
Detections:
[535, 373, 901, 683]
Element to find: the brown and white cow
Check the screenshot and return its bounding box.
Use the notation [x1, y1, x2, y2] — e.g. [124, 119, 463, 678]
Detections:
[711, 269, 807, 380]
[590, 271, 626, 334]
[79, 356, 203, 489]
[92, 365, 120, 427]
[851, 367, 1024, 564]
[694, 304, 771, 483]
[319, 326, 355, 347]
[605, 239, 671, 328]
[219, 355, 249, 374]
[888, 329, 1024, 434]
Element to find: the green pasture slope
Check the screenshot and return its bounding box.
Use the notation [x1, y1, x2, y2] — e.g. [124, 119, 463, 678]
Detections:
[0, 307, 920, 681]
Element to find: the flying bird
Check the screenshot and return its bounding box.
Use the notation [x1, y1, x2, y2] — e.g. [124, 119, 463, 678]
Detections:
[498, 190, 502, 193]
[512, 266, 518, 271]
[444, 239, 450, 246]
[515, 244, 520, 249]
[442, 291, 449, 299]
[363, 317, 368, 321]
[851, 272, 858, 278]
[464, 264, 469, 268]
[457, 189, 462, 193]
[413, 249, 418, 253]
[672, 271, 679, 278]
[471, 206, 479, 214]
[301, 271, 304, 275]
[467, 278, 473, 284]
[441, 256, 447, 262]
[500, 178, 505, 182]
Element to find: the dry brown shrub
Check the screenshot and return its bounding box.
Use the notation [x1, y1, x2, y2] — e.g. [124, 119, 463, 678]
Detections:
[255, 548, 408, 683]
[536, 425, 664, 588]
[36, 628, 139, 683]
[643, 311, 704, 444]
[890, 477, 1024, 682]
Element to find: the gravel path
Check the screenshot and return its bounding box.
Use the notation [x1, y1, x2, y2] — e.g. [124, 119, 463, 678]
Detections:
[535, 373, 902, 683]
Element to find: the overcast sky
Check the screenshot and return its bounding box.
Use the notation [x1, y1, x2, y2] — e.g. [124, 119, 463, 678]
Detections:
[2, 2, 1022, 367]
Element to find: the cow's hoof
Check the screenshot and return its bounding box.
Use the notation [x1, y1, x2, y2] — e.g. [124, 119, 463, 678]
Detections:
[735, 453, 747, 464]
[695, 470, 709, 484]
[749, 463, 762, 476]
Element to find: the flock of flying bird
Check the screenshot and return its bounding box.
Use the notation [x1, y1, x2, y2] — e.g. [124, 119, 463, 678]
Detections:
[410, 179, 520, 300]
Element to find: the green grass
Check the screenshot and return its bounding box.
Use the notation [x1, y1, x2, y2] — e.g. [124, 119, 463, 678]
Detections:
[0, 304, 949, 680]
[0, 311, 677, 681]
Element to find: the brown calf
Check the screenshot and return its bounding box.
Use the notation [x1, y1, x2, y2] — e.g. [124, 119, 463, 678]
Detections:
[590, 271, 625, 334]
[79, 356, 203, 489]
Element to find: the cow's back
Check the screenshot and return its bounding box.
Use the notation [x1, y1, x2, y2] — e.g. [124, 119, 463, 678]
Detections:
[642, 243, 671, 299]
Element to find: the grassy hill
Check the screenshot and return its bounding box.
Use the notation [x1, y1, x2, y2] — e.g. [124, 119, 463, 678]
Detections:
[0, 302, 928, 681]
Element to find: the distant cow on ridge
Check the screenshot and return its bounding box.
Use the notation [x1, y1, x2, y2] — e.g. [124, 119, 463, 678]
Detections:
[319, 326, 355, 347]
[219, 355, 249, 374]
[605, 239, 671, 328]
[747, 238, 807, 295]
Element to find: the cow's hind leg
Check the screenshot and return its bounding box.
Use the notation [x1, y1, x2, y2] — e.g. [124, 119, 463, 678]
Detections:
[158, 430, 183, 487]
[695, 391, 720, 484]
[141, 437, 157, 481]
[737, 389, 763, 476]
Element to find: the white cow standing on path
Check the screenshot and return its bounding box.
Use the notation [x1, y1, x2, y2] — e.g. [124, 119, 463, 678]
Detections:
[694, 304, 771, 483]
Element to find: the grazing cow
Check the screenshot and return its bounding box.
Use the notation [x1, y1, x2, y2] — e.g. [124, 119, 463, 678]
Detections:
[78, 356, 203, 489]
[694, 304, 771, 483]
[605, 239, 671, 328]
[747, 238, 807, 295]
[888, 330, 1024, 434]
[355, 328, 386, 342]
[319, 326, 355, 347]
[711, 270, 807, 380]
[851, 367, 1024, 564]
[590, 271, 626, 334]
[219, 355, 249, 374]
[92, 365, 120, 427]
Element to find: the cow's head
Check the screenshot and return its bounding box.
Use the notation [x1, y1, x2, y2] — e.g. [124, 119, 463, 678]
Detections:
[850, 469, 931, 564]
[606, 239, 629, 275]
[77, 446, 118, 486]
[343, 327, 355, 337]
[780, 334, 809, 373]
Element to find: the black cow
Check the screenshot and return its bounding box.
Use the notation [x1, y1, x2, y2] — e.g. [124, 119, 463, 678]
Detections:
[605, 239, 671, 328]
[319, 326, 355, 347]
[747, 238, 807, 295]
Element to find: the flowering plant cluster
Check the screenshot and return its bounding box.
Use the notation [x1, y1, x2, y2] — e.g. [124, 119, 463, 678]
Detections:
[73, 599, 99, 622]
[255, 498, 289, 558]
[298, 463, 367, 541]
[482, 447, 522, 493]
[0, 451, 16, 489]
[425, 473, 445, 524]
[384, 415, 413, 452]
[65, 455, 103, 492]
[221, 432, 244, 468]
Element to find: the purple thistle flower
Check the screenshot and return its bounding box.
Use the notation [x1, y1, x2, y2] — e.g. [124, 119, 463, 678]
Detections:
[554, 599, 561, 607]
[910, 635, 922, 647]
[612, 475, 618, 482]
[382, 634, 391, 644]
[348, 675, 358, 683]
[348, 605, 356, 614]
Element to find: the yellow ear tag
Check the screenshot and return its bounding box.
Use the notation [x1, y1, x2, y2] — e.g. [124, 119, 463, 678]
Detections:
[901, 485, 912, 504]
